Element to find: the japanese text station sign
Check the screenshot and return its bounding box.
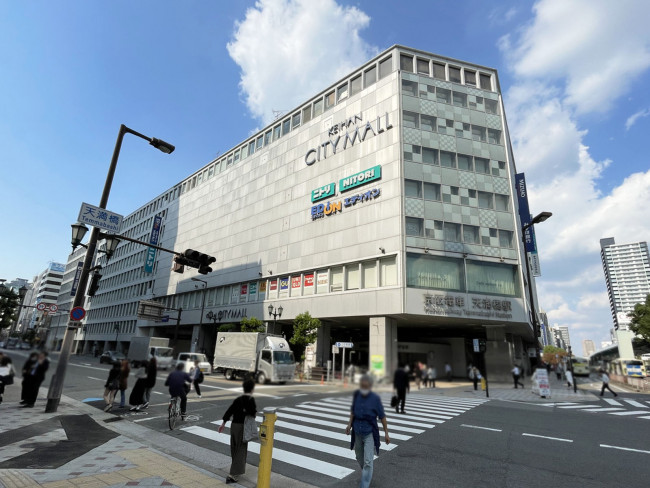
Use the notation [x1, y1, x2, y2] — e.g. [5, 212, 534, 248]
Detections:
[78, 202, 123, 233]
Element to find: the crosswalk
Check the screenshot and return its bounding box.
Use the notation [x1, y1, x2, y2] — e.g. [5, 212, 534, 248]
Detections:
[181, 393, 486, 481]
[542, 398, 650, 419]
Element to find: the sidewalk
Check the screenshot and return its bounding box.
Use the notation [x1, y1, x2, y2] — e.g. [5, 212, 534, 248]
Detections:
[0, 384, 312, 488]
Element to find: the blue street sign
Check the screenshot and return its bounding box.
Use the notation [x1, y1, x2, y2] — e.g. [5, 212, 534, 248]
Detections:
[161, 315, 170, 323]
[144, 215, 163, 273]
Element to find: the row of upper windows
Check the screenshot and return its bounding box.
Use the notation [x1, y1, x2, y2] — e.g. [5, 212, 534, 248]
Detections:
[405, 179, 510, 211]
[87, 301, 138, 322]
[90, 279, 153, 308]
[401, 80, 499, 114]
[404, 145, 507, 176]
[85, 320, 137, 337]
[406, 217, 515, 249]
[402, 110, 502, 144]
[399, 53, 494, 91]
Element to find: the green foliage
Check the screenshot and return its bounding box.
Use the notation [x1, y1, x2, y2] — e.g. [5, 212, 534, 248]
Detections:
[542, 345, 567, 365]
[218, 323, 238, 332]
[543, 345, 566, 354]
[628, 294, 650, 343]
[0, 287, 20, 330]
[22, 329, 36, 344]
[240, 316, 265, 333]
[290, 312, 321, 361]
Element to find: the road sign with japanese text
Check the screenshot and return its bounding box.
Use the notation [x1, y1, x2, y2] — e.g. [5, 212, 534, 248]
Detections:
[77, 202, 123, 233]
[144, 215, 163, 273]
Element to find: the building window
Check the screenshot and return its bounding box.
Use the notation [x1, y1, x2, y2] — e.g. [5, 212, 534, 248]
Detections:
[248, 141, 255, 156]
[406, 253, 464, 291]
[452, 92, 467, 107]
[302, 106, 312, 124]
[475, 157, 490, 174]
[401, 79, 418, 97]
[488, 129, 501, 144]
[437, 88, 451, 104]
[379, 56, 392, 79]
[313, 98, 323, 117]
[465, 70, 476, 86]
[264, 130, 272, 146]
[449, 66, 461, 83]
[466, 260, 519, 296]
[478, 191, 494, 209]
[316, 270, 328, 294]
[463, 225, 480, 244]
[400, 54, 414, 72]
[432, 62, 446, 80]
[422, 147, 438, 165]
[406, 217, 424, 236]
[440, 151, 456, 168]
[480, 73, 492, 91]
[499, 230, 514, 248]
[423, 182, 441, 201]
[405, 179, 422, 198]
[485, 99, 498, 114]
[273, 125, 281, 141]
[457, 154, 473, 171]
[256, 135, 263, 149]
[495, 194, 510, 211]
[350, 74, 362, 96]
[472, 126, 487, 142]
[346, 264, 360, 290]
[380, 256, 397, 286]
[330, 267, 343, 292]
[417, 58, 430, 76]
[364, 65, 377, 87]
[292, 112, 301, 129]
[362, 260, 377, 288]
[282, 118, 291, 135]
[403, 110, 419, 129]
[444, 222, 461, 242]
[419, 114, 435, 132]
[337, 82, 349, 102]
[324, 91, 335, 110]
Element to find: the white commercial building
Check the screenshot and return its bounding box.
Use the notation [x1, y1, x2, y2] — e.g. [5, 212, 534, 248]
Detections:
[24, 262, 65, 336]
[70, 46, 545, 379]
[600, 237, 650, 331]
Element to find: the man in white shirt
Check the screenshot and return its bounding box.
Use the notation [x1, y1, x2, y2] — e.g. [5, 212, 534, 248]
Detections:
[511, 365, 524, 389]
[599, 370, 618, 397]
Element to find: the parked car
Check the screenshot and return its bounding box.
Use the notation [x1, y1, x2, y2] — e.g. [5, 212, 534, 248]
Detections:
[173, 353, 212, 374]
[19, 342, 32, 350]
[5, 338, 19, 350]
[99, 351, 126, 364]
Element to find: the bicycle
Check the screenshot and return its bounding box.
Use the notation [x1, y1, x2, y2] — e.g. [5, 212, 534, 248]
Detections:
[168, 396, 182, 430]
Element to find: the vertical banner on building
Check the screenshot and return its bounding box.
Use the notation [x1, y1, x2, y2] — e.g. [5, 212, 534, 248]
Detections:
[249, 282, 257, 301]
[230, 286, 239, 303]
[70, 261, 84, 297]
[279, 277, 289, 297]
[240, 284, 248, 302]
[144, 215, 163, 273]
[515, 173, 542, 277]
[291, 275, 302, 296]
[258, 281, 266, 301]
[317, 271, 329, 294]
[304, 273, 315, 295]
[269, 279, 278, 298]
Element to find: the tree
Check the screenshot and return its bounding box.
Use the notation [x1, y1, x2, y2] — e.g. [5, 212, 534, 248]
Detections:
[290, 312, 321, 361]
[240, 316, 265, 333]
[542, 345, 567, 366]
[628, 294, 650, 345]
[218, 323, 238, 333]
[0, 287, 20, 330]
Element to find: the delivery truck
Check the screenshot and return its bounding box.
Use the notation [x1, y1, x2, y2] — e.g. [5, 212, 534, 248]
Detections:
[128, 336, 174, 369]
[213, 332, 296, 384]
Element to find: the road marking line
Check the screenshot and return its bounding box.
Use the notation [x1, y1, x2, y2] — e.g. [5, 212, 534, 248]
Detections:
[153, 391, 164, 395]
[299, 404, 437, 428]
[603, 398, 622, 406]
[623, 399, 648, 408]
[182, 426, 356, 478]
[460, 424, 502, 432]
[556, 405, 594, 409]
[640, 416, 650, 420]
[581, 408, 625, 412]
[133, 416, 166, 422]
[522, 433, 573, 443]
[87, 376, 103, 381]
[600, 444, 650, 454]
[609, 410, 650, 416]
[292, 394, 308, 397]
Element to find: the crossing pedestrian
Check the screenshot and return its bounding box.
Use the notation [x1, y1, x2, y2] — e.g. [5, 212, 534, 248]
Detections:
[511, 365, 524, 389]
[19, 352, 37, 404]
[599, 370, 618, 397]
[0, 356, 16, 404]
[428, 365, 437, 388]
[189, 360, 203, 398]
[118, 359, 130, 408]
[218, 378, 257, 484]
[565, 369, 573, 389]
[393, 363, 409, 413]
[469, 366, 480, 391]
[103, 361, 121, 412]
[445, 362, 452, 381]
[129, 361, 148, 411]
[346, 374, 390, 488]
[555, 364, 563, 381]
[21, 352, 49, 408]
[142, 356, 157, 409]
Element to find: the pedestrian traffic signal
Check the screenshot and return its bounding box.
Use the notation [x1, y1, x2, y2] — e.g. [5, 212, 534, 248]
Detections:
[87, 271, 102, 297]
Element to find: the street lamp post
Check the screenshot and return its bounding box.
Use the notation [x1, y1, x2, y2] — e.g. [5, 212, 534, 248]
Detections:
[45, 124, 174, 413]
[191, 278, 207, 352]
[267, 304, 283, 334]
[521, 211, 552, 366]
[568, 346, 577, 393]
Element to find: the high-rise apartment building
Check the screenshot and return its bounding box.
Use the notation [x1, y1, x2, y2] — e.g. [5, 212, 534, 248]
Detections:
[600, 237, 650, 331]
[24, 262, 65, 332]
[582, 339, 595, 357]
[66, 45, 545, 379]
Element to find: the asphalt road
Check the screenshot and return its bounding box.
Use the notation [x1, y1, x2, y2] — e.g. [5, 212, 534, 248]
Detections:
[4, 349, 650, 488]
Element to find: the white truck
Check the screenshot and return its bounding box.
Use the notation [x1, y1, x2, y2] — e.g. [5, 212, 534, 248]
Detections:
[128, 336, 174, 370]
[213, 332, 296, 384]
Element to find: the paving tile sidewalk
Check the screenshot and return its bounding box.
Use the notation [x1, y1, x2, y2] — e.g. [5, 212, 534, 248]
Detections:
[0, 385, 312, 488]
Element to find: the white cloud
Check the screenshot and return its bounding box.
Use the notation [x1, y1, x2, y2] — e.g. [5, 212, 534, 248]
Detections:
[227, 0, 376, 124]
[504, 0, 650, 114]
[625, 108, 650, 130]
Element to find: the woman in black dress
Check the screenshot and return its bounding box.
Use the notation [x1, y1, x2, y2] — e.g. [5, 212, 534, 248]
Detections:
[218, 378, 257, 484]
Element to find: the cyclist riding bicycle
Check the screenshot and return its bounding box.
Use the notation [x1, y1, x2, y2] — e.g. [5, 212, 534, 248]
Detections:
[165, 363, 191, 419]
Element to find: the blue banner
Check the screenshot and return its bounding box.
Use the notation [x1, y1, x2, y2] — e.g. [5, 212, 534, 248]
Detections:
[515, 173, 537, 253]
[144, 215, 162, 273]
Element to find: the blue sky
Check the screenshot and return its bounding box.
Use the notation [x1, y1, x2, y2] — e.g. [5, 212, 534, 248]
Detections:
[2, 0, 649, 351]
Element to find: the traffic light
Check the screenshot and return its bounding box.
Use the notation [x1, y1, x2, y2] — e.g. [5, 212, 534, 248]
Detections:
[173, 249, 215, 275]
[87, 271, 102, 297]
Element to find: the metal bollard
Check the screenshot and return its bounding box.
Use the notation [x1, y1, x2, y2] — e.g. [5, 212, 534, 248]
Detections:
[257, 407, 277, 488]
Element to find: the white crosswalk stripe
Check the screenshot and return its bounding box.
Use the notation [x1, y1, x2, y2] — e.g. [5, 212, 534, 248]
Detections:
[180, 393, 485, 481]
[623, 399, 648, 408]
[543, 397, 650, 419]
[603, 398, 622, 406]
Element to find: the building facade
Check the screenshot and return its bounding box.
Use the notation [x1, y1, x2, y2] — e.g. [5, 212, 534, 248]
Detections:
[24, 262, 65, 336]
[75, 46, 543, 379]
[600, 237, 650, 331]
[582, 339, 595, 357]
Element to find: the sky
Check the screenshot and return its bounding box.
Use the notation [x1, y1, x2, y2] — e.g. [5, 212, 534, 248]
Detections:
[1, 0, 649, 353]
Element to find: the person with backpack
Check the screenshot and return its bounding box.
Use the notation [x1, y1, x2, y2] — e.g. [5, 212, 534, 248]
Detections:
[103, 361, 121, 412]
[218, 379, 257, 484]
[345, 374, 391, 488]
[189, 360, 204, 398]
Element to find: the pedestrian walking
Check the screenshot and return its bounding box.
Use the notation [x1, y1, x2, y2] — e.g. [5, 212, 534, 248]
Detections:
[421, 364, 428, 388]
[414, 363, 422, 390]
[599, 370, 618, 397]
[555, 364, 563, 381]
[118, 359, 130, 408]
[428, 366, 437, 388]
[103, 361, 121, 412]
[445, 362, 452, 381]
[0, 356, 16, 404]
[470, 366, 480, 391]
[393, 363, 409, 413]
[511, 365, 524, 389]
[21, 352, 49, 408]
[19, 352, 37, 404]
[565, 369, 573, 389]
[346, 374, 390, 488]
[218, 379, 257, 484]
[142, 356, 157, 409]
[129, 361, 148, 411]
[189, 360, 204, 398]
